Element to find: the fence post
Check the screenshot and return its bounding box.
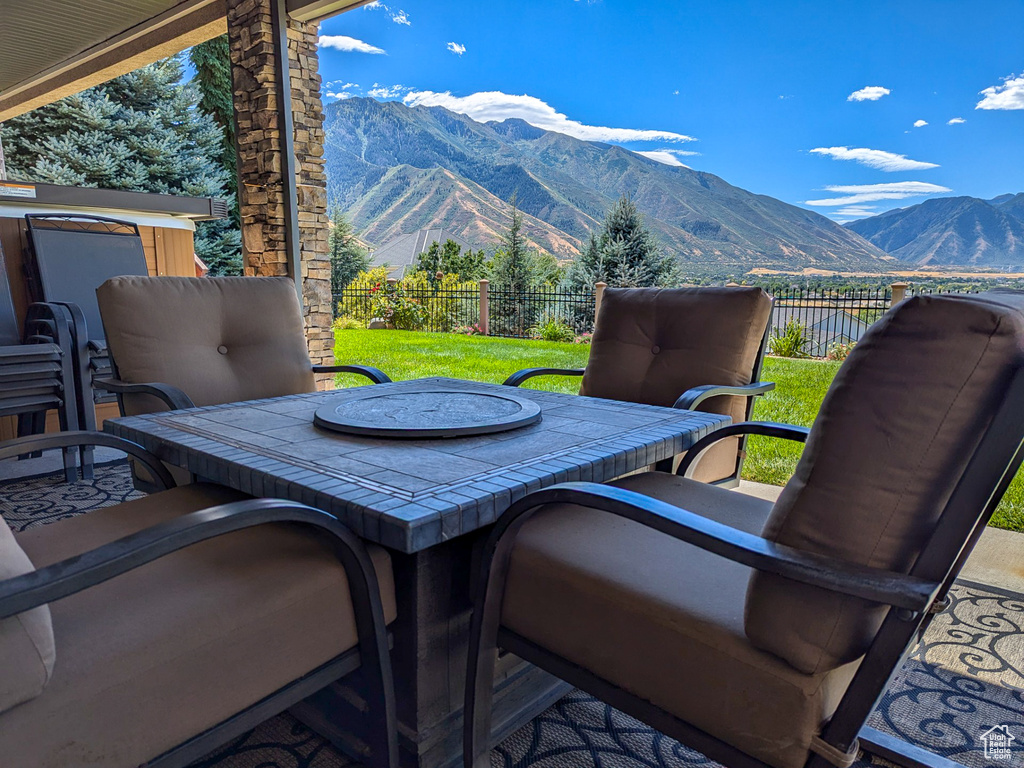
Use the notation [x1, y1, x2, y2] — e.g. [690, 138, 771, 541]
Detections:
[890, 282, 907, 308]
[594, 281, 607, 326]
[479, 279, 490, 335]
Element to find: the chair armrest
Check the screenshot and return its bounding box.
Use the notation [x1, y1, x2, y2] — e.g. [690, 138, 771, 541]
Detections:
[94, 378, 195, 411]
[313, 364, 392, 384]
[673, 381, 775, 410]
[485, 482, 938, 612]
[675, 421, 809, 478]
[503, 368, 586, 387]
[0, 430, 176, 490]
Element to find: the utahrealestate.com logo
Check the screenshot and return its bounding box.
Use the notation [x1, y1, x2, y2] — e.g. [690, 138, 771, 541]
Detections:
[980, 725, 1017, 761]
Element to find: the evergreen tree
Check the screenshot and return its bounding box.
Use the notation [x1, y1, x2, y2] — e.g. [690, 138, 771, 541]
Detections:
[491, 196, 541, 334]
[565, 195, 677, 290]
[189, 35, 238, 217]
[0, 55, 242, 275]
[329, 204, 370, 294]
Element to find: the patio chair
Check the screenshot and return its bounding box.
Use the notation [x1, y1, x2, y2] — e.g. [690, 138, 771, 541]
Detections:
[23, 213, 152, 477]
[465, 290, 1024, 768]
[0, 238, 80, 481]
[95, 275, 391, 490]
[0, 430, 397, 768]
[503, 287, 775, 485]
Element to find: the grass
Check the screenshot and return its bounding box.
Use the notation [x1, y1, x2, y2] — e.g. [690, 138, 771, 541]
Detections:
[334, 329, 1024, 532]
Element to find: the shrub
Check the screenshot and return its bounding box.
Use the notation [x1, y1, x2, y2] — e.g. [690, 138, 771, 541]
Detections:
[333, 314, 363, 331]
[532, 319, 576, 343]
[826, 341, 855, 361]
[454, 323, 486, 336]
[769, 321, 810, 358]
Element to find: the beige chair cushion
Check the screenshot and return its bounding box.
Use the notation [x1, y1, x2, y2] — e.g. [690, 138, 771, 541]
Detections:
[97, 276, 316, 415]
[580, 287, 772, 483]
[502, 472, 859, 768]
[1, 484, 396, 767]
[747, 291, 1024, 675]
[0, 516, 55, 714]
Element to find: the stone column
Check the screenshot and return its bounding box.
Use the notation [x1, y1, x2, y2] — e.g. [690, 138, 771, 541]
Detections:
[227, 0, 334, 383]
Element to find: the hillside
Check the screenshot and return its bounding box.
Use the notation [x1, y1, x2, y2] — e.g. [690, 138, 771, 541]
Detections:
[323, 98, 892, 273]
[846, 196, 1024, 267]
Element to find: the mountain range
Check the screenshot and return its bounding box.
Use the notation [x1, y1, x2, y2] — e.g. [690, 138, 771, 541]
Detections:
[322, 98, 892, 273]
[846, 194, 1024, 267]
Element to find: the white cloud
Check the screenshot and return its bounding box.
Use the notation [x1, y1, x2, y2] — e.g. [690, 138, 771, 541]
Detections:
[847, 86, 890, 102]
[833, 206, 878, 218]
[947, 117, 966, 124]
[976, 72, 1024, 110]
[363, 2, 410, 25]
[805, 182, 952, 206]
[318, 35, 386, 54]
[368, 84, 407, 98]
[447, 42, 466, 56]
[913, 119, 928, 128]
[809, 146, 938, 172]
[634, 148, 700, 166]
[401, 89, 697, 144]
[392, 9, 410, 24]
[326, 92, 355, 100]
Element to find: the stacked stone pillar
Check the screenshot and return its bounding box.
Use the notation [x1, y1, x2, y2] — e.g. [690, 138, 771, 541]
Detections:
[226, 0, 334, 381]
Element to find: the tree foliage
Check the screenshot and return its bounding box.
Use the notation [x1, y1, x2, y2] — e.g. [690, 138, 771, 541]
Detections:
[329, 204, 371, 293]
[0, 55, 242, 275]
[414, 239, 488, 282]
[565, 194, 678, 289]
[188, 35, 238, 219]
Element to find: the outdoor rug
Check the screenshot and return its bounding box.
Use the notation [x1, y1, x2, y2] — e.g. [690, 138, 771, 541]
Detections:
[2, 464, 1022, 768]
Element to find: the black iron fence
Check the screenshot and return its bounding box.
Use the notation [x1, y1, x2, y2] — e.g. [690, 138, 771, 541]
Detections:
[334, 282, 970, 356]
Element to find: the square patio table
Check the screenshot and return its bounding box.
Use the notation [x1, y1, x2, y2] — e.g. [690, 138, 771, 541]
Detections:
[106, 377, 728, 768]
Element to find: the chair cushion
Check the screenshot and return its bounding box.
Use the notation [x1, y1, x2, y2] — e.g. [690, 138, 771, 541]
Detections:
[502, 472, 859, 768]
[580, 287, 772, 483]
[747, 291, 1024, 674]
[97, 276, 316, 415]
[0, 516, 55, 715]
[1, 484, 396, 767]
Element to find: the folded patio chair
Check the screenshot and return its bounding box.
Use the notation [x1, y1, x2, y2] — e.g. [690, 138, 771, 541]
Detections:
[0, 238, 80, 481]
[466, 290, 1024, 768]
[0, 430, 397, 768]
[503, 287, 774, 485]
[23, 213, 152, 477]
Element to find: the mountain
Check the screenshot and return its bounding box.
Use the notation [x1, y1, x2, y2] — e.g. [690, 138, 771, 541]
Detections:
[846, 196, 1024, 267]
[323, 98, 891, 273]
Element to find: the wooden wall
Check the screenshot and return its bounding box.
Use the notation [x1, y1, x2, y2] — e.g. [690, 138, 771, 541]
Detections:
[0, 215, 197, 438]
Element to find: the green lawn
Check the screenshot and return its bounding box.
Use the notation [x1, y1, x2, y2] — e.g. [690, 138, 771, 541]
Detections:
[334, 329, 1024, 532]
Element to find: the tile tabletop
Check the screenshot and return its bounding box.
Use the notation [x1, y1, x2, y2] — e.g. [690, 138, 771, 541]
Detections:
[106, 377, 728, 552]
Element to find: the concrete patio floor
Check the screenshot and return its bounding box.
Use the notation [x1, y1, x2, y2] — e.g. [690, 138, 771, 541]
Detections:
[739, 480, 1024, 594]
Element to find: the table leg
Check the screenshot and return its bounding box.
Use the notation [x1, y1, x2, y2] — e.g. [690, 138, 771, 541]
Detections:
[291, 534, 570, 768]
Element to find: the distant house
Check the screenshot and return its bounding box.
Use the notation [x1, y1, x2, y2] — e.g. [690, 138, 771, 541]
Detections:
[771, 305, 873, 357]
[370, 228, 474, 279]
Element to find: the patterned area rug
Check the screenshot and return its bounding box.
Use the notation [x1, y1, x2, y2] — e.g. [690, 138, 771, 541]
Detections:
[2, 464, 1023, 768]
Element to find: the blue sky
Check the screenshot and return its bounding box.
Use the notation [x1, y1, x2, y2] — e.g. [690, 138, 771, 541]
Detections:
[317, 0, 1024, 222]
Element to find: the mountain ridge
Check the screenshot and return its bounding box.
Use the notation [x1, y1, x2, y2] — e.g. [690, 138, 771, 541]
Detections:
[846, 195, 1024, 267]
[323, 97, 893, 272]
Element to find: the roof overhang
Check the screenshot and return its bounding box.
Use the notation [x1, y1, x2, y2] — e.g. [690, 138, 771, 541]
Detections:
[0, 0, 369, 123]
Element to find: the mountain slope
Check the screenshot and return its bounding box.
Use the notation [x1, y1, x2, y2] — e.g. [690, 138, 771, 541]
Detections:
[323, 97, 891, 271]
[846, 196, 1024, 267]
[995, 193, 1024, 223]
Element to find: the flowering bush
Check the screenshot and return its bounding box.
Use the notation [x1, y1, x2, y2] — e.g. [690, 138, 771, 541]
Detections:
[369, 281, 427, 330]
[826, 341, 855, 361]
[573, 332, 593, 344]
[454, 323, 486, 336]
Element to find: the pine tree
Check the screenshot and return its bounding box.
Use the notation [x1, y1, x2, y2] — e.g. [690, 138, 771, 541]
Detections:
[565, 195, 677, 290]
[414, 239, 488, 282]
[491, 196, 540, 334]
[329, 204, 370, 294]
[0, 55, 242, 275]
[189, 35, 238, 218]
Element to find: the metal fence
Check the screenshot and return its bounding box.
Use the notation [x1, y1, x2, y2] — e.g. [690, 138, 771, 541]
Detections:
[334, 282, 970, 356]
[768, 287, 891, 357]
